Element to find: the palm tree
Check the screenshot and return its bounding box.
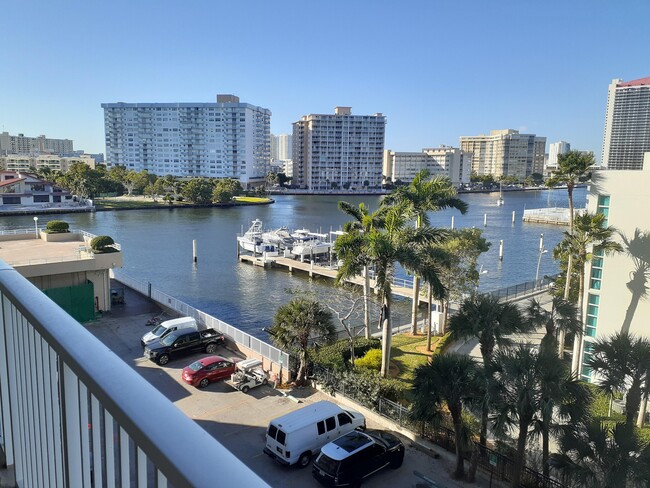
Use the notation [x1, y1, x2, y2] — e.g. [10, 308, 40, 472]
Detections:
[448, 293, 530, 445]
[547, 151, 594, 356]
[383, 170, 468, 334]
[524, 297, 581, 356]
[337, 201, 386, 339]
[335, 205, 448, 377]
[549, 421, 650, 488]
[268, 297, 335, 385]
[412, 354, 482, 479]
[619, 229, 650, 335]
[556, 212, 622, 374]
[587, 332, 650, 428]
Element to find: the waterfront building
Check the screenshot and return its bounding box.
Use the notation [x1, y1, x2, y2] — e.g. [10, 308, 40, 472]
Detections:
[102, 95, 271, 187]
[601, 77, 650, 170]
[271, 133, 292, 161]
[460, 129, 546, 180]
[292, 107, 386, 191]
[1, 153, 96, 172]
[546, 141, 570, 172]
[0, 170, 79, 209]
[578, 155, 650, 381]
[0, 131, 74, 156]
[383, 146, 471, 186]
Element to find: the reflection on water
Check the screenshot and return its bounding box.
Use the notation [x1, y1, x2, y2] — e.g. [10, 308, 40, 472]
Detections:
[0, 188, 585, 339]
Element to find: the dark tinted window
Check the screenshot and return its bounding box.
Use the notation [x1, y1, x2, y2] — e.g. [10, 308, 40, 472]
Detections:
[316, 453, 340, 475]
[276, 430, 286, 445]
[326, 417, 336, 432]
[267, 425, 277, 439]
[338, 413, 352, 426]
[317, 421, 325, 435]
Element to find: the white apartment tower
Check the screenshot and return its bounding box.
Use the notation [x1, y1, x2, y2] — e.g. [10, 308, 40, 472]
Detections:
[383, 146, 471, 187]
[460, 129, 546, 180]
[0, 132, 74, 156]
[292, 107, 386, 191]
[102, 95, 271, 186]
[601, 77, 650, 170]
[547, 141, 571, 169]
[271, 134, 293, 161]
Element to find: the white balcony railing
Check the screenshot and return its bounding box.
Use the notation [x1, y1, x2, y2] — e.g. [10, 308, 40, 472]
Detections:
[0, 260, 269, 488]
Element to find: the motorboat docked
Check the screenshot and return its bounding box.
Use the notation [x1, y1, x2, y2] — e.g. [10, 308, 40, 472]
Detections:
[290, 230, 332, 258]
[262, 226, 294, 249]
[497, 182, 505, 206]
[237, 220, 277, 254]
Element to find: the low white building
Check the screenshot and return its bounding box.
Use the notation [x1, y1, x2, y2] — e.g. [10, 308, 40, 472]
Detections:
[383, 146, 471, 186]
[0, 171, 77, 209]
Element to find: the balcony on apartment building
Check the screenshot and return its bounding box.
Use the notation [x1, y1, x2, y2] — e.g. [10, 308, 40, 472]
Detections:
[0, 259, 268, 487]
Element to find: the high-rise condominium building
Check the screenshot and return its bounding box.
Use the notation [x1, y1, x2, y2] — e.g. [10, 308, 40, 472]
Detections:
[547, 141, 571, 169]
[292, 107, 385, 191]
[0, 132, 74, 156]
[102, 95, 271, 186]
[271, 134, 292, 161]
[383, 146, 471, 187]
[578, 155, 650, 381]
[460, 129, 546, 180]
[601, 77, 650, 170]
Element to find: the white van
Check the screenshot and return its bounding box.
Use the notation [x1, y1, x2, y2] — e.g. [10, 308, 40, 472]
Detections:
[263, 400, 365, 467]
[141, 317, 197, 347]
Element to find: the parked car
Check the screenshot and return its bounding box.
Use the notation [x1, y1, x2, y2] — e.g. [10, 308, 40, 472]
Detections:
[141, 316, 197, 347]
[182, 355, 237, 388]
[312, 430, 404, 487]
[264, 400, 365, 467]
[144, 328, 225, 365]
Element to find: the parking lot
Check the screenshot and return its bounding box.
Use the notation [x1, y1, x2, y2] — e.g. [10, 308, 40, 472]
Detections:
[86, 292, 484, 488]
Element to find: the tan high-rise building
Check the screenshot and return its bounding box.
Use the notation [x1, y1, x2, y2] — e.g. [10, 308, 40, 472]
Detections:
[0, 132, 74, 156]
[601, 77, 650, 170]
[383, 146, 471, 187]
[460, 129, 546, 180]
[292, 107, 385, 191]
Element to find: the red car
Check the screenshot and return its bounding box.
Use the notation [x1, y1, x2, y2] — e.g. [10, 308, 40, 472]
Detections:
[182, 356, 236, 388]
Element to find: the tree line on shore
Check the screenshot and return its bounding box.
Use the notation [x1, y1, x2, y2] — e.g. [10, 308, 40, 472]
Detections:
[266, 151, 650, 487]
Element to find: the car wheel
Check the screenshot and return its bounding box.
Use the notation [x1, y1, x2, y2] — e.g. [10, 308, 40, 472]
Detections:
[205, 343, 217, 354]
[157, 354, 169, 366]
[350, 478, 362, 488]
[390, 453, 404, 469]
[262, 378, 268, 386]
[241, 385, 250, 394]
[297, 451, 311, 468]
[199, 378, 209, 388]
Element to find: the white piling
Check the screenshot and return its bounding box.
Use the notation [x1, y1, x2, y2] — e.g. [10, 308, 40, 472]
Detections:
[512, 210, 516, 224]
[539, 233, 544, 252]
[193, 240, 198, 263]
[451, 216, 455, 229]
[484, 213, 488, 227]
[499, 240, 504, 261]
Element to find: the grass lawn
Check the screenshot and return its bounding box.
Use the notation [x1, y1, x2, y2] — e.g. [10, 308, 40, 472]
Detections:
[390, 333, 442, 385]
[95, 199, 181, 209]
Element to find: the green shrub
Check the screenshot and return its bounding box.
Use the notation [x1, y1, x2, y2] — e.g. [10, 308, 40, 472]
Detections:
[354, 348, 382, 371]
[432, 332, 453, 355]
[45, 220, 70, 233]
[310, 338, 380, 371]
[90, 235, 117, 253]
[318, 368, 409, 408]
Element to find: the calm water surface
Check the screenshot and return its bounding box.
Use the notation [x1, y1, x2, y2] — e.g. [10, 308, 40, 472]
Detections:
[1, 188, 586, 339]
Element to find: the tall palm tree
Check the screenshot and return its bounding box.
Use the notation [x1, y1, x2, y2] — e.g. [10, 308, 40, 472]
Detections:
[587, 332, 650, 428]
[549, 421, 650, 488]
[619, 229, 650, 335]
[412, 354, 482, 479]
[556, 212, 622, 374]
[547, 151, 594, 356]
[448, 293, 530, 445]
[524, 297, 581, 356]
[335, 205, 447, 377]
[383, 170, 468, 334]
[337, 201, 386, 339]
[268, 297, 335, 385]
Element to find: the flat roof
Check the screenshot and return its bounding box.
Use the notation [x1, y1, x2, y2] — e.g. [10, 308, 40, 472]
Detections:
[0, 236, 91, 266]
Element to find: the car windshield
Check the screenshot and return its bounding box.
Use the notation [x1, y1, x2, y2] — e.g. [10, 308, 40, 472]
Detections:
[315, 453, 339, 475]
[161, 334, 176, 346]
[187, 360, 204, 372]
[150, 324, 166, 337]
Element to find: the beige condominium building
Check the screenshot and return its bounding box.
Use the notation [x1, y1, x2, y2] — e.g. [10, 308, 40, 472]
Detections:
[382, 146, 471, 187]
[0, 154, 96, 172]
[0, 131, 74, 156]
[460, 129, 546, 180]
[601, 77, 650, 170]
[579, 154, 650, 381]
[292, 107, 386, 191]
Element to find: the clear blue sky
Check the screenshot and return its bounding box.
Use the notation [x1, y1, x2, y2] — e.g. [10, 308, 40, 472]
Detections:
[1, 0, 649, 160]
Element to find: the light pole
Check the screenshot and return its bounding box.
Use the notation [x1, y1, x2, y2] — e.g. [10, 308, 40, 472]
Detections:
[535, 249, 548, 284]
[33, 216, 39, 237]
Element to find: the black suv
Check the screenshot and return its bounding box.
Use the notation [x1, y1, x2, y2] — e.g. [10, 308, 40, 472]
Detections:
[312, 430, 404, 487]
[144, 328, 225, 365]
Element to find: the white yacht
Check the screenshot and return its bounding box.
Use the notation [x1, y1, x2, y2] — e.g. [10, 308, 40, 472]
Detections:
[237, 220, 277, 254]
[290, 230, 332, 259]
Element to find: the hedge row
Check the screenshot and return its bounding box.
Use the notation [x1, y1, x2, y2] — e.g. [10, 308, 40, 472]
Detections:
[310, 338, 380, 371]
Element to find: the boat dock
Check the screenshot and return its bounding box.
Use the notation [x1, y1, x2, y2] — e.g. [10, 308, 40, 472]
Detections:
[522, 207, 586, 226]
